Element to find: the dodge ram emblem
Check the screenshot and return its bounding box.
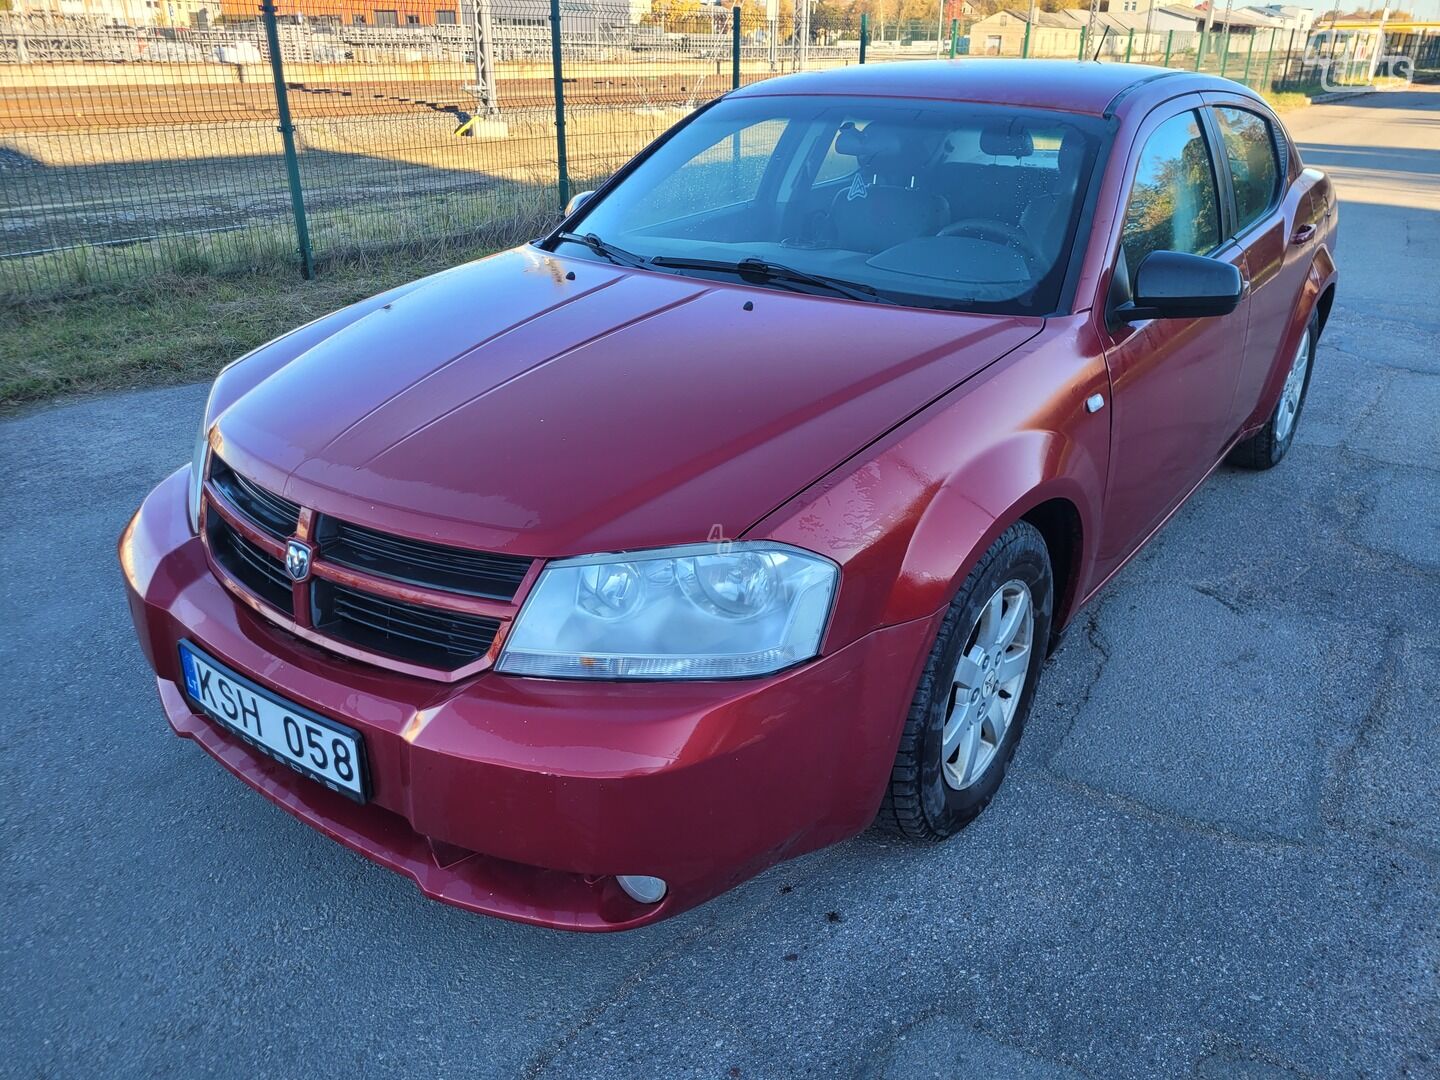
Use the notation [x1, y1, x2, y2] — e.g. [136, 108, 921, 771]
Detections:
[284, 540, 312, 582]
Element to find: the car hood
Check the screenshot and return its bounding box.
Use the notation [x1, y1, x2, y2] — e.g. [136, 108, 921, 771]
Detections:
[215, 248, 1042, 557]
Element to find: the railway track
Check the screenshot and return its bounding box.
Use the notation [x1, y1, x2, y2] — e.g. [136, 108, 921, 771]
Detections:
[0, 72, 767, 132]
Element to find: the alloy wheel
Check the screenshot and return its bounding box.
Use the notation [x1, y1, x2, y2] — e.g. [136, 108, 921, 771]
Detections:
[940, 579, 1035, 790]
[1275, 329, 1311, 443]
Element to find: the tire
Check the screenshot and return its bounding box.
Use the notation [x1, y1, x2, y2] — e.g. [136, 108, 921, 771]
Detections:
[1228, 310, 1319, 470]
[878, 521, 1054, 841]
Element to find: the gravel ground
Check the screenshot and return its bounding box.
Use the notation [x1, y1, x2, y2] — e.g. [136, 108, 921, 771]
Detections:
[1, 86, 1437, 1079]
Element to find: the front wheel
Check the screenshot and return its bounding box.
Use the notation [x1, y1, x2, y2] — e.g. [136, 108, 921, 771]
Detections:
[1228, 310, 1319, 470]
[878, 521, 1053, 840]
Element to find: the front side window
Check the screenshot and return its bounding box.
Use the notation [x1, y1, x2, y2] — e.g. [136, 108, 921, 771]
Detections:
[1121, 110, 1220, 280]
[1214, 106, 1281, 234]
[559, 95, 1105, 315]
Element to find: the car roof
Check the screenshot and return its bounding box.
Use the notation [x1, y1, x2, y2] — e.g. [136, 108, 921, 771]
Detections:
[729, 59, 1250, 118]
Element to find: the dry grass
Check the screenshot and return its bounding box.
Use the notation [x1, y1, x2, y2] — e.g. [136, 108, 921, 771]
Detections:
[1263, 90, 1313, 112]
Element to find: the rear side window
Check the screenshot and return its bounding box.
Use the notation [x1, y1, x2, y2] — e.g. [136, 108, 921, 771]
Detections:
[1121, 110, 1220, 279]
[1214, 107, 1281, 234]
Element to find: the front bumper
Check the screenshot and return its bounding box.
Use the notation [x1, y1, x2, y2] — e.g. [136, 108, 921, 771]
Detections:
[120, 468, 937, 930]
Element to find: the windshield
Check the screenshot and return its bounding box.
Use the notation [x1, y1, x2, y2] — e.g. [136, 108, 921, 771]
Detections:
[553, 94, 1106, 315]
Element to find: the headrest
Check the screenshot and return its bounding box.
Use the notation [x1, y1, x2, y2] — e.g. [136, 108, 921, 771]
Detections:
[834, 123, 903, 161]
[979, 121, 1033, 158]
[1058, 128, 1088, 172]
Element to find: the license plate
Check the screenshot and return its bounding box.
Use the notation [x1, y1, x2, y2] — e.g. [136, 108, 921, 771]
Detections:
[178, 642, 368, 801]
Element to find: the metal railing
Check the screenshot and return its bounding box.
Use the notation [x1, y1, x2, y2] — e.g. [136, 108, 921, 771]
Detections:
[3, 5, 1436, 301]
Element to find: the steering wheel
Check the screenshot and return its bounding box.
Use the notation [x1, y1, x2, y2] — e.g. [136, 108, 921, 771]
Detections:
[938, 217, 1044, 267]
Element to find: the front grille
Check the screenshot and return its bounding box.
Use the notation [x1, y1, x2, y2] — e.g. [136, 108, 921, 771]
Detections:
[210, 455, 300, 542]
[311, 580, 500, 669]
[204, 461, 520, 674]
[315, 515, 531, 600]
[206, 513, 293, 614]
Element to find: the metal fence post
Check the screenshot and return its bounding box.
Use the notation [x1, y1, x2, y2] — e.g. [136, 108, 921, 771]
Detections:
[733, 7, 741, 89]
[1283, 27, 1296, 90]
[1243, 28, 1256, 83]
[1219, 31, 1230, 77]
[1163, 29, 1173, 66]
[1022, 21, 1031, 58]
[549, 0, 569, 212]
[1261, 27, 1276, 89]
[1078, 26, 1087, 61]
[261, 1, 313, 280]
[860, 13, 868, 63]
[951, 19, 960, 58]
[1125, 28, 1134, 63]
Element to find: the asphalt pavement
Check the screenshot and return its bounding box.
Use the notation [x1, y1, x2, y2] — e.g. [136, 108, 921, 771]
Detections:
[2, 86, 1437, 1079]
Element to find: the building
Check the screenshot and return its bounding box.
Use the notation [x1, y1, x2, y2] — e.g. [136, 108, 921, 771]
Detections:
[1185, 2, 1284, 35]
[966, 9, 1080, 56]
[210, 0, 631, 28]
[7, 0, 222, 27]
[1244, 4, 1312, 35]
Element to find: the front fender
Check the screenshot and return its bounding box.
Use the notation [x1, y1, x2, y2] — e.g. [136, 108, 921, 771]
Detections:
[753, 316, 1110, 654]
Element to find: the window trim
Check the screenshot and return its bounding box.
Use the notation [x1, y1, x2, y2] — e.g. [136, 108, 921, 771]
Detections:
[1202, 103, 1284, 244]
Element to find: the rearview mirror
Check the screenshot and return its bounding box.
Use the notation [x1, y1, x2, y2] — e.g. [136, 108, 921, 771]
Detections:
[1114, 250, 1245, 322]
[565, 190, 596, 216]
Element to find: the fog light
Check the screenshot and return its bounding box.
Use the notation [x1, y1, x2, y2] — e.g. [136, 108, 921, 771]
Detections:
[616, 875, 667, 904]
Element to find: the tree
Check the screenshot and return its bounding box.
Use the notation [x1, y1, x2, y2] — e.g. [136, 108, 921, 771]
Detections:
[643, 0, 704, 31]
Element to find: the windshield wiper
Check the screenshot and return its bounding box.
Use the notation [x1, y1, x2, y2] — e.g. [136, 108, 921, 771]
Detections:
[649, 255, 899, 305]
[553, 231, 649, 269]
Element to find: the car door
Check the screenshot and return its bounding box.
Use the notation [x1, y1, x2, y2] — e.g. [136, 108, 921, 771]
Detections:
[1091, 98, 1251, 583]
[1202, 95, 1311, 429]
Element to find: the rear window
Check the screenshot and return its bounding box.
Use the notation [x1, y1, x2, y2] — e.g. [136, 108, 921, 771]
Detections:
[1214, 106, 1281, 235]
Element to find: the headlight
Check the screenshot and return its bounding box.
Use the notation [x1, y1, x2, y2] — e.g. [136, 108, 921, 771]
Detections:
[497, 542, 838, 680]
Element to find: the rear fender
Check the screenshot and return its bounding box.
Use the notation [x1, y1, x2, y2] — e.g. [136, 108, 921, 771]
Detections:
[1242, 246, 1337, 434]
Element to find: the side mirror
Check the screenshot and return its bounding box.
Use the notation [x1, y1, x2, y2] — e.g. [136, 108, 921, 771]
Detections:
[565, 190, 596, 216]
[1114, 250, 1245, 322]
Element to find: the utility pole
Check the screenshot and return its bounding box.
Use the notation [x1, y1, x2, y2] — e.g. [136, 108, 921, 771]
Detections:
[767, 0, 778, 70]
[1366, 1, 1391, 80]
[470, 0, 498, 115]
[795, 0, 810, 69]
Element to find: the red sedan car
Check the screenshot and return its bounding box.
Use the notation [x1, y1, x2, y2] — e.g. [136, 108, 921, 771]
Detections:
[120, 61, 1337, 930]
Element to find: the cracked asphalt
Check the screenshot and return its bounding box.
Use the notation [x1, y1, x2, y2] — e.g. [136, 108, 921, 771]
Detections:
[3, 88, 1438, 1079]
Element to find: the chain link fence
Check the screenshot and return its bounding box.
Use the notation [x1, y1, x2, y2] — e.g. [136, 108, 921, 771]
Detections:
[3, 5, 1436, 302]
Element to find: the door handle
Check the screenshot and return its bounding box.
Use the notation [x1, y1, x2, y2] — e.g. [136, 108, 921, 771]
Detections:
[1291, 223, 1317, 246]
